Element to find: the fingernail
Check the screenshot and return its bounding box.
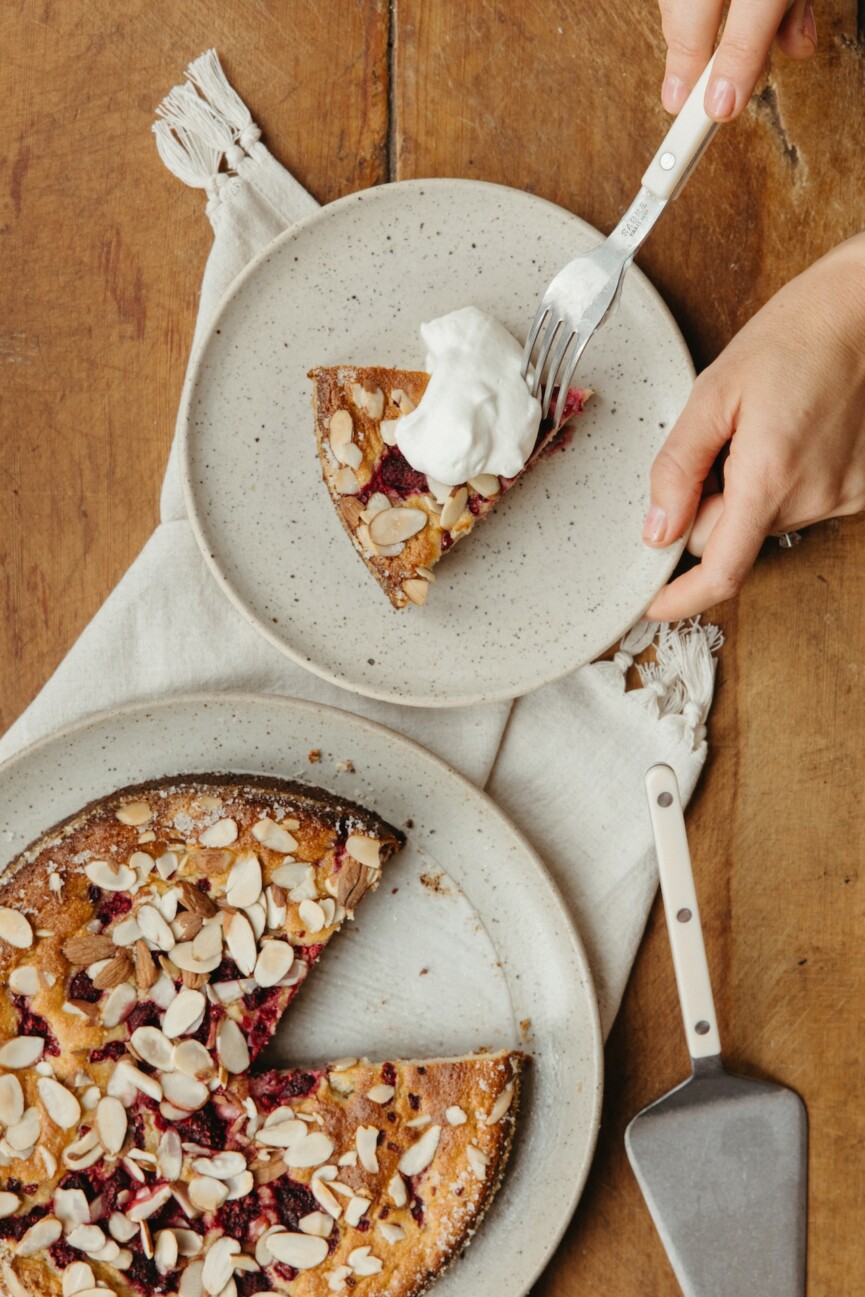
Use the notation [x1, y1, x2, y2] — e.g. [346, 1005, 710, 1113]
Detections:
[802, 3, 817, 47]
[643, 504, 667, 544]
[662, 75, 688, 114]
[705, 77, 736, 120]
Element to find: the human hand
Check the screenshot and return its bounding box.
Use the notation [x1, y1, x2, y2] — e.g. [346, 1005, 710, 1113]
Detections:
[659, 0, 817, 121]
[643, 234, 865, 621]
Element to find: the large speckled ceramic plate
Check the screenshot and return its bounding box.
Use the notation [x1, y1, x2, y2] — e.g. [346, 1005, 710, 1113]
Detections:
[0, 693, 602, 1297]
[180, 179, 692, 706]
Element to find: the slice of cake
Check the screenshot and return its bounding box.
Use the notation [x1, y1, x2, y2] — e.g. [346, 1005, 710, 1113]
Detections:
[310, 365, 590, 609]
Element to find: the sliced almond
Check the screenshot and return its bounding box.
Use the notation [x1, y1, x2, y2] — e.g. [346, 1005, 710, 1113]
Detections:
[217, 1017, 250, 1075]
[201, 1230, 239, 1293]
[154, 1229, 179, 1276]
[484, 1082, 514, 1124]
[192, 918, 224, 963]
[344, 1196, 371, 1228]
[398, 1123, 441, 1176]
[328, 407, 354, 450]
[3, 1261, 30, 1297]
[345, 834, 381, 870]
[62, 1260, 96, 1296]
[112, 918, 144, 947]
[131, 1025, 175, 1070]
[378, 1221, 406, 1245]
[8, 965, 43, 996]
[84, 860, 136, 892]
[387, 1172, 408, 1208]
[96, 1096, 128, 1155]
[272, 860, 313, 890]
[366, 1084, 395, 1104]
[284, 1131, 334, 1170]
[173, 1039, 214, 1079]
[126, 1183, 173, 1223]
[16, 1215, 62, 1256]
[191, 1151, 247, 1180]
[340, 496, 364, 529]
[253, 940, 294, 988]
[368, 506, 426, 546]
[37, 1077, 81, 1129]
[311, 1177, 342, 1219]
[0, 908, 33, 950]
[339, 442, 363, 470]
[265, 1231, 328, 1270]
[180, 1260, 205, 1297]
[335, 466, 360, 495]
[416, 565, 437, 582]
[402, 577, 429, 606]
[179, 880, 220, 918]
[391, 388, 415, 414]
[116, 801, 152, 826]
[134, 940, 158, 991]
[162, 988, 206, 1039]
[6, 1106, 41, 1151]
[92, 953, 134, 990]
[198, 818, 237, 848]
[335, 857, 367, 912]
[446, 1104, 467, 1125]
[137, 904, 176, 952]
[224, 911, 256, 975]
[440, 485, 469, 531]
[356, 1125, 379, 1173]
[256, 1118, 306, 1149]
[252, 818, 299, 854]
[63, 933, 117, 965]
[348, 1245, 383, 1277]
[156, 1129, 183, 1182]
[298, 1210, 333, 1238]
[0, 1192, 20, 1219]
[171, 941, 222, 975]
[0, 1036, 44, 1069]
[226, 853, 262, 908]
[467, 1143, 489, 1177]
[350, 382, 385, 421]
[66, 1223, 107, 1253]
[298, 898, 326, 935]
[426, 475, 453, 504]
[468, 473, 501, 497]
[0, 1075, 24, 1127]
[379, 418, 399, 446]
[162, 1072, 209, 1112]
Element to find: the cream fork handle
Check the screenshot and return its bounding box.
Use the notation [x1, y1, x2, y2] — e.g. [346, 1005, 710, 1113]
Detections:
[645, 764, 722, 1061]
[641, 57, 720, 202]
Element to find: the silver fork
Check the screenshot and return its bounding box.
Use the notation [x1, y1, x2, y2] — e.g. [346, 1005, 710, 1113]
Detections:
[522, 55, 723, 427]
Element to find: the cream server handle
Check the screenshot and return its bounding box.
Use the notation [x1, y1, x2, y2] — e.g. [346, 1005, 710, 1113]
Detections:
[641, 57, 719, 202]
[645, 764, 722, 1060]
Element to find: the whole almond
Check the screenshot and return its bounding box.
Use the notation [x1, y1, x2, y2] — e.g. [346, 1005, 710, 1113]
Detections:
[92, 953, 134, 990]
[62, 934, 118, 965]
[178, 882, 218, 919]
[176, 913, 204, 942]
[134, 940, 158, 991]
[181, 969, 209, 991]
[336, 858, 367, 912]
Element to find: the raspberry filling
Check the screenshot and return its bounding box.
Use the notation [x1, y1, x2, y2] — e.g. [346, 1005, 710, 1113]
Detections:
[249, 1068, 322, 1114]
[14, 997, 60, 1056]
[88, 886, 133, 927]
[358, 447, 430, 504]
[68, 969, 102, 1003]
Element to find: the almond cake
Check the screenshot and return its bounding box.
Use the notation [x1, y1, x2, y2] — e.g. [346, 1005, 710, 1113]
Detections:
[0, 775, 523, 1297]
[310, 366, 591, 609]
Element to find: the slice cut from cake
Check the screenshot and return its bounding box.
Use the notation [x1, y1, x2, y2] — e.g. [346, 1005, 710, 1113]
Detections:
[309, 365, 590, 609]
[0, 1050, 522, 1297]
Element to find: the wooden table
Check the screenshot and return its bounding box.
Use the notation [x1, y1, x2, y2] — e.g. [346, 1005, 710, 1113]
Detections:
[2, 2, 864, 1292]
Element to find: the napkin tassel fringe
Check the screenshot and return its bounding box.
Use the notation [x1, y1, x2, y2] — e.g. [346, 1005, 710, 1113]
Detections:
[152, 50, 262, 211]
[612, 618, 723, 749]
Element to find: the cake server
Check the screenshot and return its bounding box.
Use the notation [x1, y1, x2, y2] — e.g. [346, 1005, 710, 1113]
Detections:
[625, 764, 807, 1297]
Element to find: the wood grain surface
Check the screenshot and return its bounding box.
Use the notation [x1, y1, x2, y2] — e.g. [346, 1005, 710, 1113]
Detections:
[2, 2, 864, 1294]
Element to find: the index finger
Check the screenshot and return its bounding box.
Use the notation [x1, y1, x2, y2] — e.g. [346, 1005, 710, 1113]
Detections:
[644, 486, 776, 620]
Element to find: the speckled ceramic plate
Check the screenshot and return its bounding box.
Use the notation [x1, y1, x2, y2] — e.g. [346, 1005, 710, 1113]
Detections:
[0, 693, 602, 1296]
[181, 179, 692, 706]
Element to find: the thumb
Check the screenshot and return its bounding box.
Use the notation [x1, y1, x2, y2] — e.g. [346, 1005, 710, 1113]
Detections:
[643, 374, 733, 547]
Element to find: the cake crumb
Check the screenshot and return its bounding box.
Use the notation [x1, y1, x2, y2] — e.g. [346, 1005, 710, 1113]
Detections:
[335, 758, 355, 774]
[307, 749, 322, 764]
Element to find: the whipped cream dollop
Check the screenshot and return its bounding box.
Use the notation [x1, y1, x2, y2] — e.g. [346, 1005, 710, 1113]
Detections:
[395, 307, 541, 487]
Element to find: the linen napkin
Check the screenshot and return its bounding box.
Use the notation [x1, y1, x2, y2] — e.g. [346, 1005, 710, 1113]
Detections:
[0, 51, 722, 1036]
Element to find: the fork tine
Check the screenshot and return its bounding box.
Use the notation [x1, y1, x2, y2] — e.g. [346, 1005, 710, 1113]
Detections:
[521, 304, 549, 382]
[553, 333, 590, 428]
[541, 327, 576, 420]
[530, 314, 563, 399]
